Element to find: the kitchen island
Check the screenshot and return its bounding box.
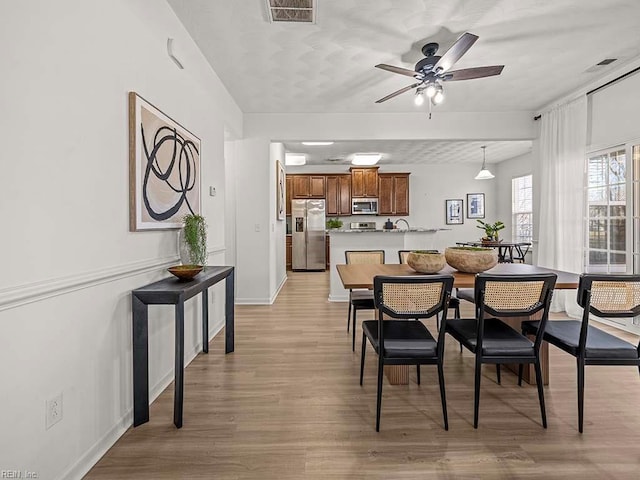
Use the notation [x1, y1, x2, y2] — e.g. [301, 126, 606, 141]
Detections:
[327, 229, 442, 301]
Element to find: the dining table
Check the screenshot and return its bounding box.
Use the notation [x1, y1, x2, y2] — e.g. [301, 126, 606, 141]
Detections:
[336, 262, 579, 386]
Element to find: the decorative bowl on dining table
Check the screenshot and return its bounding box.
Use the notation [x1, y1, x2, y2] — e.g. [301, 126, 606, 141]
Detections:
[444, 246, 498, 273]
[167, 264, 203, 281]
[406, 250, 446, 274]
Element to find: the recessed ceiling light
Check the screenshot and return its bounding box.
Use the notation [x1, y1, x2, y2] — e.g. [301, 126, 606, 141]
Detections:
[352, 153, 381, 166]
[285, 153, 306, 166]
[302, 141, 334, 146]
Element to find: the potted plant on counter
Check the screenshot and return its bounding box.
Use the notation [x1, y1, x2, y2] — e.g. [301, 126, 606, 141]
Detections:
[326, 218, 343, 230]
[476, 220, 505, 242]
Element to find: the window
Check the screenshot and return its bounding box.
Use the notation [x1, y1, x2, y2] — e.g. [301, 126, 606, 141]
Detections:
[512, 174, 533, 243]
[585, 148, 627, 273]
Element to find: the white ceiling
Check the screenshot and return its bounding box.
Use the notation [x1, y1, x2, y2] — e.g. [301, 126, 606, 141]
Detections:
[282, 140, 532, 165]
[168, 0, 640, 113]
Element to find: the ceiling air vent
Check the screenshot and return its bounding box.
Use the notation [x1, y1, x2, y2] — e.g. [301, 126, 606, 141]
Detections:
[597, 58, 617, 66]
[266, 0, 315, 23]
[585, 58, 618, 73]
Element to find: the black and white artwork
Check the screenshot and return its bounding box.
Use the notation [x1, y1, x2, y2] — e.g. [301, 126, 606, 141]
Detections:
[445, 199, 464, 225]
[467, 193, 485, 219]
[129, 92, 201, 231]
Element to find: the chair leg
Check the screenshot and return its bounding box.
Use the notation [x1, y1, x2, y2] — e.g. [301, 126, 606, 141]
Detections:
[534, 360, 547, 428]
[496, 364, 501, 385]
[416, 365, 421, 385]
[459, 342, 463, 353]
[518, 364, 524, 386]
[473, 357, 482, 429]
[577, 357, 585, 433]
[376, 356, 384, 432]
[359, 334, 366, 386]
[436, 313, 441, 331]
[347, 300, 352, 332]
[454, 304, 460, 318]
[437, 362, 449, 431]
[352, 308, 357, 352]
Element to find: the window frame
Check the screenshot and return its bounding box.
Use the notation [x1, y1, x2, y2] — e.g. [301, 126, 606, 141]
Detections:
[511, 174, 533, 244]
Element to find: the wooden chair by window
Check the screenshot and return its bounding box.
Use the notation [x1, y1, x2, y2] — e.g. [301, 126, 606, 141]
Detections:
[398, 250, 460, 320]
[522, 274, 640, 432]
[445, 273, 557, 428]
[345, 250, 385, 351]
[360, 274, 455, 431]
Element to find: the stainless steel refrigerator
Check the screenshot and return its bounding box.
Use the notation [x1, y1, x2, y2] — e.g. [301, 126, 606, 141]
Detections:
[292, 199, 326, 271]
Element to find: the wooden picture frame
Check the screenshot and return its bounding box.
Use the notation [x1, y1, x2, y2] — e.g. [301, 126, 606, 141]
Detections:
[445, 199, 464, 225]
[467, 193, 485, 219]
[129, 92, 201, 231]
[276, 160, 285, 220]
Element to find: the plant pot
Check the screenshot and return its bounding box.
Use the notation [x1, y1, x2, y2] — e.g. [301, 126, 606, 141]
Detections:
[178, 228, 207, 266]
[406, 251, 446, 274]
[444, 246, 498, 273]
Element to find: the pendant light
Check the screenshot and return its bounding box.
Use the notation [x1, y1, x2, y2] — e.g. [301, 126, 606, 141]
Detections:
[474, 145, 494, 180]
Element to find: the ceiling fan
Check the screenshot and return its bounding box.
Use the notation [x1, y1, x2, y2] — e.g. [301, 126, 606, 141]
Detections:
[375, 32, 504, 106]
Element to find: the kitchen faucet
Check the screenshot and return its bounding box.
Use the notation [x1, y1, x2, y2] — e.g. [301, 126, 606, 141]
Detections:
[395, 218, 410, 230]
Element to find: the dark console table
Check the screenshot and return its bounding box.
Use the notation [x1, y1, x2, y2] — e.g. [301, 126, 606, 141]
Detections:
[132, 265, 235, 428]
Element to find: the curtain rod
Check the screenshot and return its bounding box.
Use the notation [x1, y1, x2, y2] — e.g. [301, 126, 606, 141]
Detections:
[533, 65, 640, 121]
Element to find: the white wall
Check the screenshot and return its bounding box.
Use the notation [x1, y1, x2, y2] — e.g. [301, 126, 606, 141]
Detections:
[270, 143, 287, 298]
[0, 1, 242, 479]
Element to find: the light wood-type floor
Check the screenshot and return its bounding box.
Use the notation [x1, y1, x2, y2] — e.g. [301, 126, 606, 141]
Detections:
[86, 271, 640, 479]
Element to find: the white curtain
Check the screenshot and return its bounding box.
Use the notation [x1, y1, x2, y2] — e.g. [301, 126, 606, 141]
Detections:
[537, 96, 587, 316]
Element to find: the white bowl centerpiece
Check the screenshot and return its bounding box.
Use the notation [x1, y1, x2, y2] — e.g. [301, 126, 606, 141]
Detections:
[406, 250, 446, 274]
[444, 246, 498, 273]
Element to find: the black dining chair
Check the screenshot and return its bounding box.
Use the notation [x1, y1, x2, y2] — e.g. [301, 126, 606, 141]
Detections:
[360, 274, 455, 431]
[398, 250, 461, 320]
[445, 273, 557, 428]
[521, 274, 640, 432]
[345, 250, 385, 351]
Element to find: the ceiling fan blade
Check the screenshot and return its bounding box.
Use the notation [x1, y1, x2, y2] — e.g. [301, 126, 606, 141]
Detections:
[434, 32, 478, 72]
[443, 65, 504, 81]
[375, 64, 419, 78]
[375, 83, 420, 103]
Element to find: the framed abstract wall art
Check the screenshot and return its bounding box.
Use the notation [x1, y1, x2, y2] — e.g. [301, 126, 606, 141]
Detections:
[445, 199, 464, 225]
[466, 193, 485, 219]
[276, 160, 285, 220]
[129, 92, 201, 231]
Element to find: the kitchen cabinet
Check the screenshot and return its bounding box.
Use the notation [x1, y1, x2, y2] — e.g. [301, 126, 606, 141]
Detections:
[325, 174, 351, 216]
[286, 235, 292, 270]
[378, 173, 410, 215]
[286, 175, 293, 216]
[350, 167, 379, 198]
[291, 175, 325, 198]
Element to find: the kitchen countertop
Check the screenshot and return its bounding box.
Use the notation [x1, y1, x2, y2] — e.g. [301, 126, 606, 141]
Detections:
[328, 228, 446, 233]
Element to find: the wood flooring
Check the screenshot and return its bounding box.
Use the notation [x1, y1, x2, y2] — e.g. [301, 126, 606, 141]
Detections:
[85, 271, 640, 479]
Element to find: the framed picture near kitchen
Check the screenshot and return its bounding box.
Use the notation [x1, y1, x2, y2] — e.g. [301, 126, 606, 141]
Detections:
[466, 193, 485, 219]
[445, 199, 464, 225]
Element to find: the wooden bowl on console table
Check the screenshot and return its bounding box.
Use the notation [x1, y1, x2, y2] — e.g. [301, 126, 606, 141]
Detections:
[444, 247, 498, 273]
[168, 265, 203, 281]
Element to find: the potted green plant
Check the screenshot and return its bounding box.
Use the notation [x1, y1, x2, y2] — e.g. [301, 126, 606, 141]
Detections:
[326, 218, 343, 229]
[179, 214, 208, 266]
[476, 220, 505, 242]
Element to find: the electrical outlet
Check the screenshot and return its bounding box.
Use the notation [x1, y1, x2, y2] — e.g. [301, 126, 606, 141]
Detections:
[46, 393, 63, 429]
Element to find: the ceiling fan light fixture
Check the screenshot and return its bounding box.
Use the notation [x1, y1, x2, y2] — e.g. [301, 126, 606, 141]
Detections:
[302, 141, 334, 146]
[425, 83, 437, 98]
[352, 153, 381, 166]
[414, 90, 425, 106]
[474, 146, 494, 180]
[285, 153, 306, 166]
[433, 88, 444, 104]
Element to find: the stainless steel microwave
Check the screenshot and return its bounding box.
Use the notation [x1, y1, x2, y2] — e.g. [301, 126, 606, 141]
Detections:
[352, 198, 378, 215]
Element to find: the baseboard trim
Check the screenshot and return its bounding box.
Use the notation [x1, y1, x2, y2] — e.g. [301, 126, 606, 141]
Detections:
[269, 275, 287, 304]
[236, 298, 272, 305]
[0, 246, 226, 312]
[328, 294, 348, 302]
[61, 319, 225, 480]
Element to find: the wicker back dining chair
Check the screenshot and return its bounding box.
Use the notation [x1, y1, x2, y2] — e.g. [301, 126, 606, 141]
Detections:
[398, 250, 461, 321]
[445, 273, 557, 428]
[522, 274, 640, 432]
[345, 250, 385, 351]
[360, 274, 455, 431]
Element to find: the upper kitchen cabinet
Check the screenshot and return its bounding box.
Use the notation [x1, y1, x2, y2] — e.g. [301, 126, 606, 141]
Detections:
[285, 175, 293, 215]
[350, 167, 379, 198]
[378, 173, 410, 215]
[291, 175, 326, 198]
[326, 174, 351, 216]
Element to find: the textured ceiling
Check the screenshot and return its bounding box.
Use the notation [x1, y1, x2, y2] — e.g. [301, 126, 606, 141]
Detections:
[168, 0, 640, 113]
[282, 140, 532, 165]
